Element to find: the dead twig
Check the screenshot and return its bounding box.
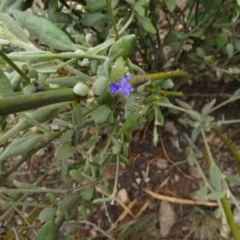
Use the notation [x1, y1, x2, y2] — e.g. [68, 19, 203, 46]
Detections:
[144, 188, 218, 206]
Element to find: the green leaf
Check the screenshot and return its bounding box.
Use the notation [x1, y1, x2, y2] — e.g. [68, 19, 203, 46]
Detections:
[154, 107, 164, 125]
[35, 219, 55, 240]
[122, 110, 140, 134]
[92, 105, 111, 123]
[208, 190, 226, 200]
[92, 76, 108, 96]
[82, 186, 95, 200]
[39, 207, 57, 222]
[134, 5, 145, 16]
[196, 47, 206, 58]
[226, 43, 234, 57]
[48, 193, 58, 205]
[228, 67, 240, 74]
[59, 129, 74, 144]
[215, 32, 228, 49]
[119, 155, 129, 164]
[225, 175, 240, 185]
[196, 186, 208, 202]
[55, 143, 77, 161]
[110, 57, 125, 82]
[233, 38, 240, 52]
[112, 142, 122, 154]
[0, 68, 13, 96]
[191, 29, 205, 38]
[72, 105, 83, 128]
[0, 13, 33, 45]
[164, 0, 176, 12]
[0, 103, 61, 145]
[69, 169, 85, 181]
[158, 78, 174, 89]
[0, 134, 43, 163]
[136, 14, 156, 34]
[209, 165, 222, 191]
[13, 180, 36, 189]
[186, 148, 196, 166]
[58, 195, 80, 212]
[46, 76, 87, 87]
[96, 91, 115, 106]
[81, 12, 105, 27]
[108, 35, 136, 61]
[84, 0, 107, 12]
[11, 9, 76, 51]
[0, 0, 16, 12]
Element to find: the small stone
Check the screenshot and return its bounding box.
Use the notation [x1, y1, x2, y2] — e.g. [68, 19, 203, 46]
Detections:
[156, 161, 168, 169]
[159, 201, 176, 237]
[117, 188, 129, 204]
[188, 166, 202, 179]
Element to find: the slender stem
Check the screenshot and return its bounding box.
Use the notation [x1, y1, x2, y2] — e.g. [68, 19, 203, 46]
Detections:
[110, 155, 120, 205]
[0, 49, 30, 83]
[106, 0, 119, 39]
[119, 11, 135, 35]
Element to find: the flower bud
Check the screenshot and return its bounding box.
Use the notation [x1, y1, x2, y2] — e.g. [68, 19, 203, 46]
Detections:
[73, 82, 89, 96]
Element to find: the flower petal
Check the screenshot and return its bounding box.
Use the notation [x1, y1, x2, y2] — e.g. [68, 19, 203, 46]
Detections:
[109, 82, 120, 93]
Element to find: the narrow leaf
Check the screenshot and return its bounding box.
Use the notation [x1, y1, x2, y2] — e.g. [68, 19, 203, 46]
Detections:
[209, 165, 222, 191]
[35, 219, 55, 240]
[0, 134, 43, 162]
[225, 175, 240, 185]
[136, 14, 156, 34]
[164, 0, 176, 12]
[0, 68, 13, 96]
[39, 207, 57, 222]
[208, 190, 226, 200]
[55, 143, 77, 160]
[11, 9, 76, 51]
[72, 105, 83, 127]
[186, 148, 196, 166]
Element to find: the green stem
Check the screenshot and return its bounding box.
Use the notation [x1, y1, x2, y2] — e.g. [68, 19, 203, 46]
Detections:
[130, 70, 190, 85]
[0, 88, 80, 115]
[145, 88, 184, 97]
[221, 197, 240, 240]
[0, 201, 49, 208]
[0, 49, 30, 83]
[106, 0, 119, 39]
[0, 188, 67, 194]
[212, 128, 240, 165]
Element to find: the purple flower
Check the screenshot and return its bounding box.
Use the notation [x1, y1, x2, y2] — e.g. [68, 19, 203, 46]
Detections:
[109, 75, 133, 97]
